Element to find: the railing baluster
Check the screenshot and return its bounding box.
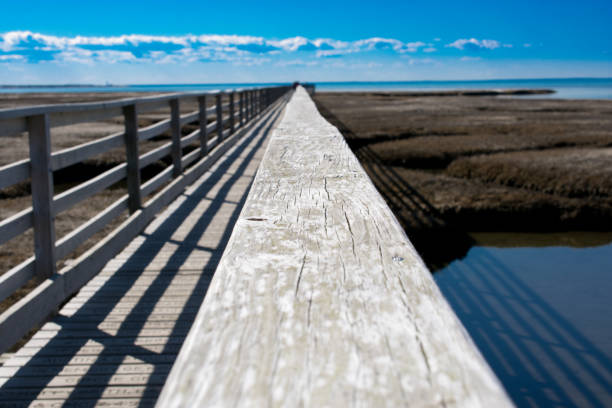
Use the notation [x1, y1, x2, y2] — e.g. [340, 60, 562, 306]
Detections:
[258, 90, 262, 113]
[123, 104, 141, 213]
[28, 114, 56, 279]
[245, 91, 250, 122]
[170, 98, 182, 177]
[239, 91, 244, 127]
[229, 91, 235, 134]
[216, 93, 224, 142]
[198, 95, 208, 157]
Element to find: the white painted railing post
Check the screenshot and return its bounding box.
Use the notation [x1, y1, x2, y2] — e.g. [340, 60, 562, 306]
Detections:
[122, 104, 142, 214]
[169, 98, 182, 177]
[28, 114, 57, 279]
[229, 91, 235, 134]
[216, 93, 224, 141]
[198, 95, 208, 157]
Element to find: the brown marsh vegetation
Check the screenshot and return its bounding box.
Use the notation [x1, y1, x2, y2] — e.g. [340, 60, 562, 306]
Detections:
[313, 92, 612, 268]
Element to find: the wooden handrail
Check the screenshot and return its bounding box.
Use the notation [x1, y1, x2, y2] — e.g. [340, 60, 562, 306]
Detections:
[0, 85, 293, 352]
[0, 88, 267, 132]
[157, 86, 512, 407]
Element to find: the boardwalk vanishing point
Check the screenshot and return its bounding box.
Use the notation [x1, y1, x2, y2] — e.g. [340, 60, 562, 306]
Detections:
[0, 85, 513, 407]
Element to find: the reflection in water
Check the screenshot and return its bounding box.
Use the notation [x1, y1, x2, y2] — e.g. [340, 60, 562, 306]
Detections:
[435, 242, 612, 407]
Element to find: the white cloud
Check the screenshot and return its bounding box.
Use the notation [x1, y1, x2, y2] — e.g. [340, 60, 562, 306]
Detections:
[0, 31, 514, 67]
[460, 56, 482, 61]
[354, 37, 404, 52]
[275, 59, 319, 67]
[404, 57, 436, 65]
[269, 36, 309, 51]
[402, 41, 426, 52]
[0, 54, 25, 62]
[446, 38, 503, 50]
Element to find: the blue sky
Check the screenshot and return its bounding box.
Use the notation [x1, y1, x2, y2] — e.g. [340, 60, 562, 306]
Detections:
[1, 0, 611, 84]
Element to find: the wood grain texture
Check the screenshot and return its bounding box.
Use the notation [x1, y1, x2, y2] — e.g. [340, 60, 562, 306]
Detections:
[0, 159, 30, 190]
[157, 87, 512, 408]
[51, 131, 124, 171]
[28, 114, 57, 279]
[198, 96, 209, 157]
[169, 99, 182, 178]
[123, 104, 142, 214]
[0, 257, 35, 303]
[216, 94, 224, 142]
[0, 207, 32, 247]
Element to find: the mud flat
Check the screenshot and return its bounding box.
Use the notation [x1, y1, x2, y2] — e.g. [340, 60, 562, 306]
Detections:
[313, 91, 612, 268]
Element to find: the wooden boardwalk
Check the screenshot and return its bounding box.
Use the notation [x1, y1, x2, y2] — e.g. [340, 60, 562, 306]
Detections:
[0, 100, 285, 407]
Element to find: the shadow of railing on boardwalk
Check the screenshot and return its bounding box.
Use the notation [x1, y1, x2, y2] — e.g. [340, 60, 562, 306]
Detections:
[437, 248, 612, 407]
[0, 106, 283, 407]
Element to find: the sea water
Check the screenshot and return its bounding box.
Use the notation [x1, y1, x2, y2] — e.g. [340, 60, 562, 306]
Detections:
[2, 78, 612, 99]
[434, 233, 612, 407]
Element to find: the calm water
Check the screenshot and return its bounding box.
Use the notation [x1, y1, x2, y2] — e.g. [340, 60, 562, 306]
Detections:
[2, 78, 612, 99]
[315, 78, 612, 99]
[434, 233, 612, 407]
[0, 83, 290, 94]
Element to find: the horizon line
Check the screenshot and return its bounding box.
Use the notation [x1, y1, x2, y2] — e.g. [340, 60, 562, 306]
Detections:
[1, 76, 611, 88]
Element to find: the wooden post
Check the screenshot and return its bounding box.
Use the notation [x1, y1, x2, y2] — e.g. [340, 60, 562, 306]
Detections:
[244, 91, 249, 123]
[216, 93, 223, 142]
[123, 105, 142, 213]
[170, 98, 182, 177]
[198, 95, 208, 157]
[28, 114, 57, 279]
[249, 91, 254, 119]
[239, 92, 244, 127]
[229, 92, 235, 134]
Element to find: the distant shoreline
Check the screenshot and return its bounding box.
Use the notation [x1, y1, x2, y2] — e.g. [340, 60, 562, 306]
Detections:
[1, 78, 610, 99]
[318, 89, 555, 96]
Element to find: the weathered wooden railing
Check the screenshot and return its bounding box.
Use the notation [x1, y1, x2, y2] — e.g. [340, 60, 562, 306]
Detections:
[156, 86, 513, 406]
[0, 85, 292, 352]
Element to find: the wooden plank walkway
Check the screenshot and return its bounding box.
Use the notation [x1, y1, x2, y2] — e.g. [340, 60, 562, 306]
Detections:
[0, 99, 286, 407]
